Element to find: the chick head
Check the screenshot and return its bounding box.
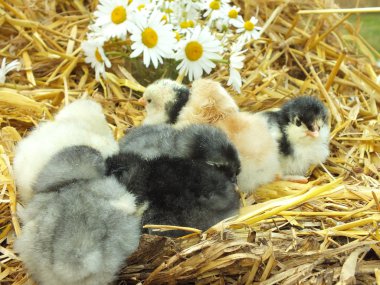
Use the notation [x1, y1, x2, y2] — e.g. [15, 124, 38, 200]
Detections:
[282, 96, 329, 144]
[140, 79, 189, 125]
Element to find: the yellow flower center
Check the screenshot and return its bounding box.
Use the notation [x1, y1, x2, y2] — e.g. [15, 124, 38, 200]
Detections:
[188, 20, 194, 27]
[164, 8, 173, 14]
[175, 31, 181, 41]
[95, 48, 103, 63]
[161, 14, 168, 23]
[111, 6, 127, 24]
[209, 0, 220, 10]
[228, 9, 238, 19]
[185, 41, 203, 61]
[142, 27, 158, 48]
[137, 4, 145, 10]
[180, 21, 189, 29]
[128, 0, 132, 4]
[244, 21, 254, 31]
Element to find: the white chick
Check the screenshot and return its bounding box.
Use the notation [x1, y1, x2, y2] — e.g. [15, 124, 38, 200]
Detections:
[140, 79, 190, 125]
[260, 96, 330, 180]
[139, 78, 281, 193]
[15, 145, 141, 285]
[13, 99, 118, 204]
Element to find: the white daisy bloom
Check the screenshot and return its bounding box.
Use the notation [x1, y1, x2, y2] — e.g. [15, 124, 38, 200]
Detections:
[203, 0, 230, 22]
[213, 4, 241, 31]
[175, 25, 223, 81]
[81, 37, 111, 80]
[130, 10, 176, 68]
[235, 16, 263, 43]
[92, 0, 135, 40]
[0, 58, 21, 84]
[226, 5, 242, 27]
[227, 42, 246, 93]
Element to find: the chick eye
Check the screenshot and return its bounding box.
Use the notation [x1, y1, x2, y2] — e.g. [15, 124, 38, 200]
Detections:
[147, 99, 152, 103]
[295, 118, 302, 127]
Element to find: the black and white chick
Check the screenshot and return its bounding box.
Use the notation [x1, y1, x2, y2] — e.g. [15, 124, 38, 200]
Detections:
[106, 152, 240, 237]
[13, 99, 118, 204]
[118, 123, 241, 176]
[15, 145, 141, 285]
[139, 79, 190, 125]
[260, 96, 330, 180]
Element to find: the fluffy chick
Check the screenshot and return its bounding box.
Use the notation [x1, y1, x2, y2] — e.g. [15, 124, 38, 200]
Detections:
[140, 79, 190, 125]
[119, 123, 240, 176]
[15, 145, 140, 285]
[13, 99, 118, 204]
[139, 78, 281, 193]
[106, 152, 240, 237]
[261, 96, 330, 177]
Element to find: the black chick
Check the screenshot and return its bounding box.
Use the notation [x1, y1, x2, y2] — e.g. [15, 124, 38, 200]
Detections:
[262, 96, 330, 179]
[106, 152, 240, 237]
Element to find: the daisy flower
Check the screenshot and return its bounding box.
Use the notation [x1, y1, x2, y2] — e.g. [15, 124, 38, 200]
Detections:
[0, 58, 20, 84]
[203, 0, 230, 22]
[235, 16, 263, 43]
[227, 42, 246, 93]
[92, 0, 135, 40]
[214, 5, 242, 31]
[81, 37, 111, 80]
[130, 10, 176, 68]
[226, 5, 242, 27]
[175, 25, 223, 81]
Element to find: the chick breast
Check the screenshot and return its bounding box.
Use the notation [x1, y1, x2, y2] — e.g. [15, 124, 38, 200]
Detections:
[15, 146, 140, 285]
[13, 99, 118, 204]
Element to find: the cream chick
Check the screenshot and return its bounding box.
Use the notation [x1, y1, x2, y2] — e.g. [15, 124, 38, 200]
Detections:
[13, 99, 119, 204]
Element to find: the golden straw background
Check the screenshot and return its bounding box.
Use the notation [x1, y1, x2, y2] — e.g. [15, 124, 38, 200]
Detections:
[1, 0, 380, 284]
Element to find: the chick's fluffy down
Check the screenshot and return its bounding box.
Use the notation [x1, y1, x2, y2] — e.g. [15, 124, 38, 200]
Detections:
[214, 112, 281, 193]
[13, 99, 118, 204]
[15, 146, 140, 285]
[119, 123, 240, 176]
[106, 152, 240, 237]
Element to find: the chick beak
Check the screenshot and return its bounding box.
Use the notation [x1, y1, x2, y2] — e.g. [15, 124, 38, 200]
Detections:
[138, 97, 147, 106]
[306, 124, 319, 138]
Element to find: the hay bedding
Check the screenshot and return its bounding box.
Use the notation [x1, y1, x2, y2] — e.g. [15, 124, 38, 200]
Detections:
[0, 0, 379, 284]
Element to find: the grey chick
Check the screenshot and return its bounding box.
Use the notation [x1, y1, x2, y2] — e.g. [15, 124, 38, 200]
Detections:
[15, 145, 140, 285]
[13, 99, 118, 204]
[139, 79, 190, 125]
[119, 123, 240, 176]
[261, 96, 330, 180]
[106, 152, 240, 237]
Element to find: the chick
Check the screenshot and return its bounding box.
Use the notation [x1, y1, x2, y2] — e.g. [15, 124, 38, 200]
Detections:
[15, 145, 141, 285]
[106, 152, 240, 237]
[119, 123, 241, 177]
[139, 78, 281, 193]
[261, 96, 330, 178]
[13, 99, 118, 204]
[140, 79, 190, 125]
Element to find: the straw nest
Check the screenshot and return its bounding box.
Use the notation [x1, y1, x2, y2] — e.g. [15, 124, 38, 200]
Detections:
[1, 0, 380, 284]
